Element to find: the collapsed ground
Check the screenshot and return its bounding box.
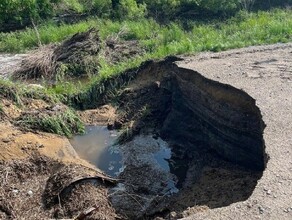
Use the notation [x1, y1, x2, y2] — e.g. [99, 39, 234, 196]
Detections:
[0, 40, 291, 219]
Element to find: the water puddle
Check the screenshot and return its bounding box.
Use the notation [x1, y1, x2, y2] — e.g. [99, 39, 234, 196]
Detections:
[153, 143, 179, 193]
[70, 126, 181, 194]
[70, 126, 122, 176]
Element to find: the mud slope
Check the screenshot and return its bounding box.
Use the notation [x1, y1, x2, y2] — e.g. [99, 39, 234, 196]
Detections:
[178, 43, 292, 220]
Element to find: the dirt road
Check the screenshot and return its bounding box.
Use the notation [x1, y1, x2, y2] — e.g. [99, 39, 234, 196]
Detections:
[177, 43, 292, 220]
[0, 53, 27, 78]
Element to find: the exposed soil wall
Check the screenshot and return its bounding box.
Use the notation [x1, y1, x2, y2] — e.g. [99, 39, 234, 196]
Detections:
[69, 57, 267, 219]
[176, 43, 292, 220]
[76, 57, 266, 171]
[162, 66, 266, 171]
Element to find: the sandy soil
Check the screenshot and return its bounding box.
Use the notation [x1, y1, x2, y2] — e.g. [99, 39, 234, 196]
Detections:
[177, 43, 292, 220]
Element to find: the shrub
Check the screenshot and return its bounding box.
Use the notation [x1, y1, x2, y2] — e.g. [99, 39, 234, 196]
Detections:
[115, 0, 147, 19]
[0, 0, 59, 25]
[91, 0, 112, 17]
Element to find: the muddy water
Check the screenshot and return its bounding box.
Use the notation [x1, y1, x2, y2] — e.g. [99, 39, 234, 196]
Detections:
[70, 126, 122, 176]
[70, 126, 181, 193]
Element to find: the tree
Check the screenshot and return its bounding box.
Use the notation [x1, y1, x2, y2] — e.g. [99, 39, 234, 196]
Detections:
[112, 0, 120, 9]
[0, 0, 58, 25]
[115, 0, 146, 19]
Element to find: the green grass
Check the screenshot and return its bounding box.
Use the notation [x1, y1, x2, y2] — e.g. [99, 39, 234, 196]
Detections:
[1, 9, 291, 54]
[0, 79, 22, 105]
[0, 9, 291, 97]
[17, 108, 85, 137]
[0, 79, 62, 105]
[0, 103, 3, 113]
[0, 79, 84, 137]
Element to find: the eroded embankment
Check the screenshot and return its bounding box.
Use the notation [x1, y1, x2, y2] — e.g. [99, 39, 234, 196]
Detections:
[0, 56, 267, 220]
[75, 57, 266, 170]
[71, 57, 267, 219]
[164, 65, 266, 170]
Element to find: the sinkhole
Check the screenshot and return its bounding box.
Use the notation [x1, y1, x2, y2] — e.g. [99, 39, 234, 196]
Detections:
[69, 57, 267, 219]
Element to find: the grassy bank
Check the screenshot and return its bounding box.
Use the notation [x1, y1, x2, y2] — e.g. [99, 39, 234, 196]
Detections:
[0, 9, 291, 95]
[0, 79, 84, 137]
[0, 9, 291, 54]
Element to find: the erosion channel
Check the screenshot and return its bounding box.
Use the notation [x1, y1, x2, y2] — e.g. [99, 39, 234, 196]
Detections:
[68, 57, 267, 219]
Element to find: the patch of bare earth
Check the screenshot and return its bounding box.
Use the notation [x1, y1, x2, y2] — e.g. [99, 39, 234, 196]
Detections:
[0, 98, 118, 219]
[78, 105, 117, 126]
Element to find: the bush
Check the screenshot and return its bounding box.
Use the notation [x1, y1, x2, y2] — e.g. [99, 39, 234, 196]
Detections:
[198, 0, 239, 15]
[0, 0, 59, 25]
[115, 0, 146, 19]
[91, 0, 112, 17]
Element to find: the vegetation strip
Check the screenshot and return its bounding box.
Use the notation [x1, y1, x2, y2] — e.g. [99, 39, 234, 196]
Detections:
[0, 3, 291, 137]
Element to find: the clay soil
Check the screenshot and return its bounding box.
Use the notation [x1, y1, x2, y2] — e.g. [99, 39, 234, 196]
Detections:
[0, 43, 291, 219]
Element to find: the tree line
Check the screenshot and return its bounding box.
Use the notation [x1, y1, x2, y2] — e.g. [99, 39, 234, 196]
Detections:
[0, 0, 291, 29]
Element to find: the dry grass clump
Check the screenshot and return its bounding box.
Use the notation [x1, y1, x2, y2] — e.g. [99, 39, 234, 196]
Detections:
[13, 45, 56, 80]
[13, 28, 101, 80]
